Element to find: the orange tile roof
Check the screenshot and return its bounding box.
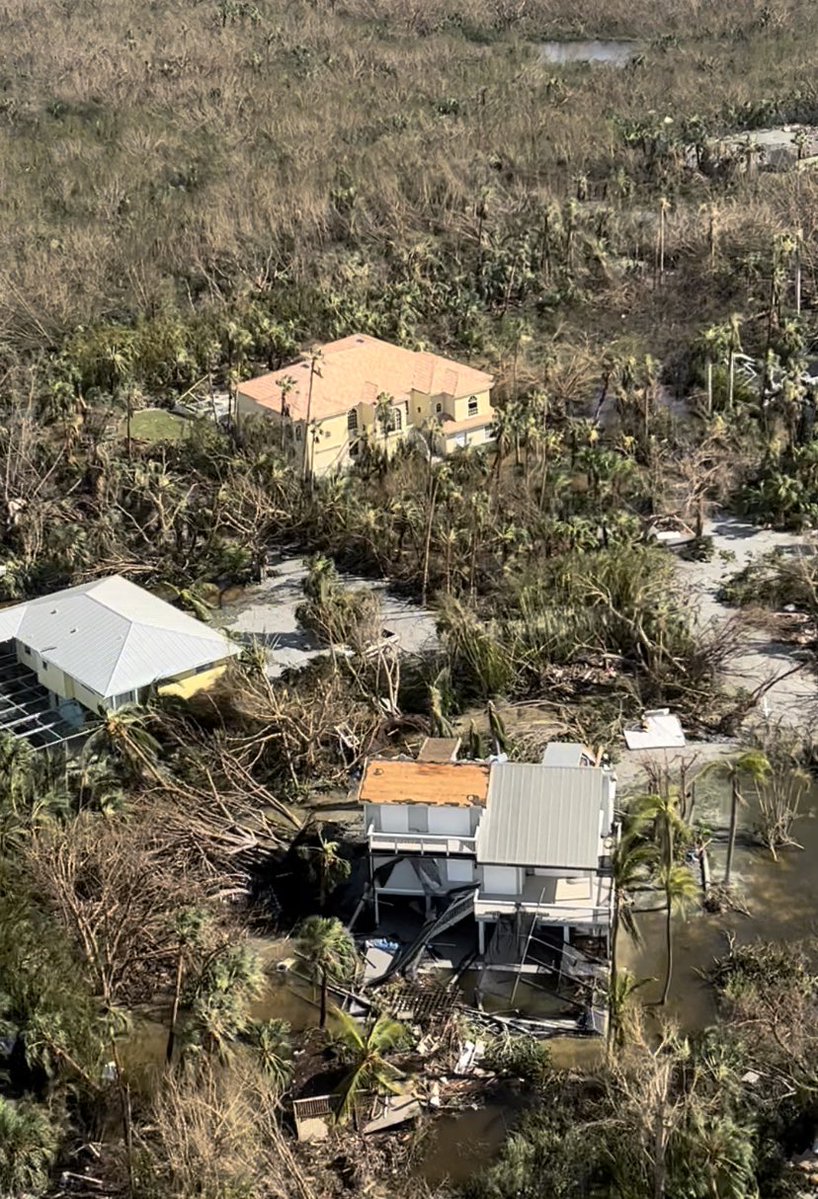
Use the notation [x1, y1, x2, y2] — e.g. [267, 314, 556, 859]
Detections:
[237, 334, 494, 423]
[358, 759, 490, 807]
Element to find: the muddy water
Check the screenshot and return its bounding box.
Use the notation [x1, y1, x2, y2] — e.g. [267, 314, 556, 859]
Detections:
[539, 39, 643, 66]
[421, 1103, 513, 1184]
[622, 783, 818, 1030]
[250, 974, 321, 1031]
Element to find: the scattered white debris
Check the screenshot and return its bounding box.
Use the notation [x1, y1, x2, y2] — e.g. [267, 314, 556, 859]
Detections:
[623, 709, 686, 750]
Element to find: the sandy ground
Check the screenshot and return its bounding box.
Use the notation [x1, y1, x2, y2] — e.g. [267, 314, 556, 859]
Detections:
[216, 556, 439, 678]
[615, 515, 817, 786]
[676, 515, 818, 730]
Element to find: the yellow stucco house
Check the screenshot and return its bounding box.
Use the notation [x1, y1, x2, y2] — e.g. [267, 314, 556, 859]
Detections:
[0, 576, 241, 745]
[235, 334, 495, 476]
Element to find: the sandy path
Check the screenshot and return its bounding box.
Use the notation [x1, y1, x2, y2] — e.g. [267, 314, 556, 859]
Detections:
[217, 555, 439, 678]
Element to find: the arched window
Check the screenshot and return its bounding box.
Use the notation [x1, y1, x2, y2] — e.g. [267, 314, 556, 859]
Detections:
[347, 408, 358, 433]
[468, 395, 479, 416]
[390, 407, 403, 432]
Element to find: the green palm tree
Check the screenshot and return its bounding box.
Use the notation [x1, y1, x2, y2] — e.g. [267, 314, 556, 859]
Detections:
[295, 916, 357, 1029]
[375, 392, 394, 459]
[608, 833, 656, 1048]
[297, 831, 352, 910]
[701, 751, 771, 886]
[636, 793, 693, 1005]
[679, 1106, 758, 1199]
[0, 1097, 60, 1198]
[250, 1018, 293, 1098]
[332, 1009, 408, 1124]
[0, 735, 70, 854]
[186, 945, 265, 1061]
[656, 863, 699, 1005]
[83, 704, 163, 784]
[166, 907, 208, 1063]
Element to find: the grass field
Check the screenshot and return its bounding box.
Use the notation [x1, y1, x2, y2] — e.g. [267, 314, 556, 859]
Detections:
[127, 407, 190, 442]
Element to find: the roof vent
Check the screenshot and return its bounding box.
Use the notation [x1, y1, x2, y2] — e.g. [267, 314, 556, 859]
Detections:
[355, 336, 366, 343]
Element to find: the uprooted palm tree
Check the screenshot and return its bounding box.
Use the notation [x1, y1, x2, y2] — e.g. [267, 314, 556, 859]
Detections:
[295, 916, 357, 1029]
[701, 750, 771, 885]
[332, 1009, 408, 1124]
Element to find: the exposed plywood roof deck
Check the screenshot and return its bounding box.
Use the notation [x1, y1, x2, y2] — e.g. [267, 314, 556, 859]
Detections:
[358, 758, 490, 807]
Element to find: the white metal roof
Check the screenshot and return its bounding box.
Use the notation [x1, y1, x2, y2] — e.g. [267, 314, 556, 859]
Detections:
[0, 576, 240, 700]
[478, 763, 605, 870]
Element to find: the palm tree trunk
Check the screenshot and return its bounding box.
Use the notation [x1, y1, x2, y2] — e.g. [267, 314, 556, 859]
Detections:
[319, 967, 328, 1029]
[724, 777, 739, 886]
[421, 476, 439, 608]
[660, 822, 674, 1005]
[607, 901, 620, 1054]
[166, 948, 185, 1063]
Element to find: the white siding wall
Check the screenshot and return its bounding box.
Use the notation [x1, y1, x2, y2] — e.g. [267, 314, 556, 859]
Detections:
[447, 859, 475, 883]
[427, 806, 471, 835]
[367, 803, 479, 836]
[482, 865, 520, 894]
[379, 804, 409, 833]
[532, 867, 588, 880]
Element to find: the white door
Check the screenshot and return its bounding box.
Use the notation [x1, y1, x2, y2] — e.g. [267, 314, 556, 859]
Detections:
[428, 806, 471, 836]
[482, 865, 519, 895]
[379, 805, 409, 833]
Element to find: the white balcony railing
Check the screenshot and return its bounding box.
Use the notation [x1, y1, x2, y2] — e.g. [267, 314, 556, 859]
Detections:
[367, 823, 478, 857]
[473, 894, 612, 925]
[474, 873, 613, 926]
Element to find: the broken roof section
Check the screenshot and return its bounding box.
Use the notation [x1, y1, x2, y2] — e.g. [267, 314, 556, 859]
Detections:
[478, 763, 606, 870]
[623, 709, 686, 751]
[0, 576, 240, 700]
[541, 742, 595, 768]
[358, 759, 490, 807]
[416, 737, 461, 763]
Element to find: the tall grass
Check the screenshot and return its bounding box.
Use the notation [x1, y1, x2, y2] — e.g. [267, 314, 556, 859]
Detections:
[1, 0, 817, 368]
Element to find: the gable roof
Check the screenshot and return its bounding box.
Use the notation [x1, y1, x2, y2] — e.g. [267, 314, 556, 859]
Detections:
[237, 334, 494, 422]
[0, 576, 240, 699]
[477, 763, 605, 869]
[358, 758, 490, 807]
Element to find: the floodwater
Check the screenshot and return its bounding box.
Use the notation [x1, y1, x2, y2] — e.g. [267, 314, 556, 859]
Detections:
[250, 973, 322, 1031]
[538, 39, 643, 67]
[421, 1103, 513, 1184]
[622, 783, 818, 1030]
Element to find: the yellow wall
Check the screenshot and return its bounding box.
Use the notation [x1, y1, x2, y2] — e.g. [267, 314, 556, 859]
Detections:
[450, 389, 493, 422]
[238, 381, 493, 474]
[157, 662, 229, 700]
